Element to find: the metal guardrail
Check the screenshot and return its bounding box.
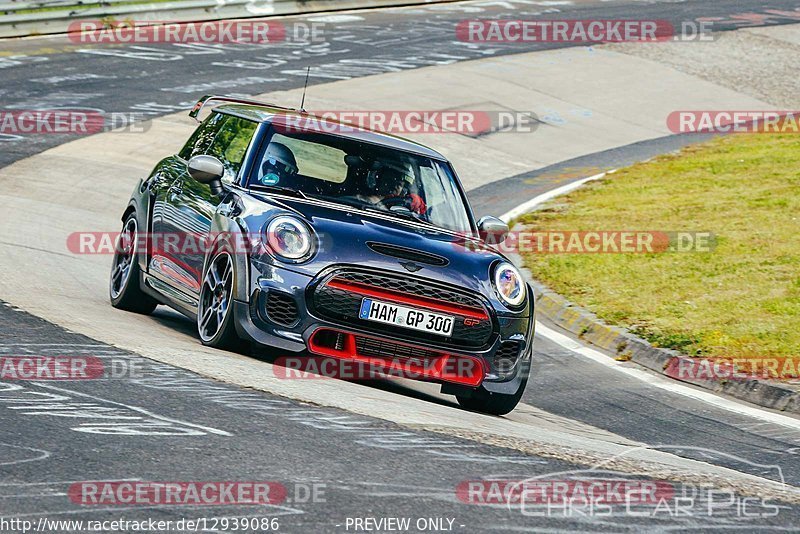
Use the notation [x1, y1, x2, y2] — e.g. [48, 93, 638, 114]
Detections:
[0, 0, 458, 38]
[1, 0, 201, 18]
[1, 1, 87, 13]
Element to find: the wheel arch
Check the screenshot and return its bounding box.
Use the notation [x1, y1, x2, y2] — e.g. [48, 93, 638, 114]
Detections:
[120, 204, 150, 273]
[121, 204, 136, 223]
[204, 212, 250, 305]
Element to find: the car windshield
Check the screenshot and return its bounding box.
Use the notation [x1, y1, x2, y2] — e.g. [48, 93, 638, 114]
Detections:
[247, 128, 473, 234]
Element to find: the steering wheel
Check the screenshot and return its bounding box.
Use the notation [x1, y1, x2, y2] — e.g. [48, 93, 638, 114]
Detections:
[380, 196, 411, 210]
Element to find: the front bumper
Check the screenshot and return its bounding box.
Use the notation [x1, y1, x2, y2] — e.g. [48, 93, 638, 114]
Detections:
[233, 263, 534, 389]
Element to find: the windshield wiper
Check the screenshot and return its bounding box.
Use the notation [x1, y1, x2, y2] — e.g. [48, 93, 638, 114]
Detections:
[360, 206, 421, 223]
[249, 184, 307, 199]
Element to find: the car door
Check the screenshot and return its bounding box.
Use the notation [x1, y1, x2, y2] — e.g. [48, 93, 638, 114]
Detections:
[153, 112, 259, 297]
[150, 112, 224, 294]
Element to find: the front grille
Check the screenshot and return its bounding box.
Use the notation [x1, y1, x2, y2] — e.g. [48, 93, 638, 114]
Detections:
[311, 269, 494, 348]
[265, 291, 300, 326]
[335, 270, 483, 309]
[356, 336, 438, 364]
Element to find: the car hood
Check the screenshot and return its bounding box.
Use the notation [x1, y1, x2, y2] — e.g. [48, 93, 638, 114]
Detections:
[245, 193, 512, 305]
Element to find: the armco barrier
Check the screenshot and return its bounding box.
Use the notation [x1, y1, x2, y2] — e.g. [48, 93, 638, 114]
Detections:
[0, 0, 459, 38]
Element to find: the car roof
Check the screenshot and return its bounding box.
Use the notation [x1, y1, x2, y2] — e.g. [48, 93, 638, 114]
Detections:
[214, 103, 448, 161]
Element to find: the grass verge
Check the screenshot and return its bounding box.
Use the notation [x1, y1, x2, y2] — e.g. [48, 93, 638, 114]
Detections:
[519, 134, 800, 359]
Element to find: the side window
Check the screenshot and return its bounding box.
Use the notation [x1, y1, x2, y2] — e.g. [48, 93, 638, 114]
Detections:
[206, 115, 259, 183]
[178, 113, 224, 160]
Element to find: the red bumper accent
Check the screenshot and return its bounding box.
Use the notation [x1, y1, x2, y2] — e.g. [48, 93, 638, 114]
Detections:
[308, 328, 485, 387]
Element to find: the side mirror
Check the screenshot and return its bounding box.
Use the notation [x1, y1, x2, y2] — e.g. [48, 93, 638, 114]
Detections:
[477, 216, 509, 245]
[188, 155, 225, 196]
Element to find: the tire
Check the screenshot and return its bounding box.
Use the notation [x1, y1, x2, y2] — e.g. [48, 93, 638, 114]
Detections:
[110, 214, 159, 315]
[197, 249, 248, 352]
[456, 377, 528, 416]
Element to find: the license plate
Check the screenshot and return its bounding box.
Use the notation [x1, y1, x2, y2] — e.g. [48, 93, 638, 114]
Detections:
[359, 298, 455, 337]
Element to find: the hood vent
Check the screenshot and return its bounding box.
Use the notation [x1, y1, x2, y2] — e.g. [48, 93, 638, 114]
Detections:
[367, 242, 449, 267]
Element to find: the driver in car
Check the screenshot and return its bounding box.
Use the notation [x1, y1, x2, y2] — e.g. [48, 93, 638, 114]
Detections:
[260, 142, 299, 185]
[358, 162, 427, 215]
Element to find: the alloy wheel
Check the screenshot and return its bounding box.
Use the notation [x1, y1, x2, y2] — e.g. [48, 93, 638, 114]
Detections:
[110, 218, 137, 299]
[198, 252, 234, 342]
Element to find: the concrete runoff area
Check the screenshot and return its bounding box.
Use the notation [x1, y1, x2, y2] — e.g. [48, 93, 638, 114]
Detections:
[1, 21, 799, 497]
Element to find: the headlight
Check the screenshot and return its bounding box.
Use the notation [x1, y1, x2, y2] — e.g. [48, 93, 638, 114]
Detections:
[493, 262, 526, 307]
[265, 216, 314, 262]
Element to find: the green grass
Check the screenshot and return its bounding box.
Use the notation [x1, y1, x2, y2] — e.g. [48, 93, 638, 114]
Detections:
[520, 134, 800, 359]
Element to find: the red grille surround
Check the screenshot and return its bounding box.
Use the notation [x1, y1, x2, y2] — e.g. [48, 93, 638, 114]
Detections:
[326, 277, 489, 320]
[308, 328, 485, 387]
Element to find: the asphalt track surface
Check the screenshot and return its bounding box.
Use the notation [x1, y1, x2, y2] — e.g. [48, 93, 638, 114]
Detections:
[4, 0, 800, 531]
[1, 301, 799, 532]
[3, 0, 800, 168]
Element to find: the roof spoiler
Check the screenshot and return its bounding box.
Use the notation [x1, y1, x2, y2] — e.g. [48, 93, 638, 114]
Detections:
[189, 95, 299, 122]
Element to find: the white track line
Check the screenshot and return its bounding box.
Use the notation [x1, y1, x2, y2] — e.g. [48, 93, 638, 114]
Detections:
[537, 324, 800, 431]
[499, 171, 608, 223]
[31, 383, 233, 436]
[503, 174, 800, 430]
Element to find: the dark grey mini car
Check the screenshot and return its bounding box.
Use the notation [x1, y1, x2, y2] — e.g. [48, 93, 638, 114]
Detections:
[110, 95, 535, 415]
